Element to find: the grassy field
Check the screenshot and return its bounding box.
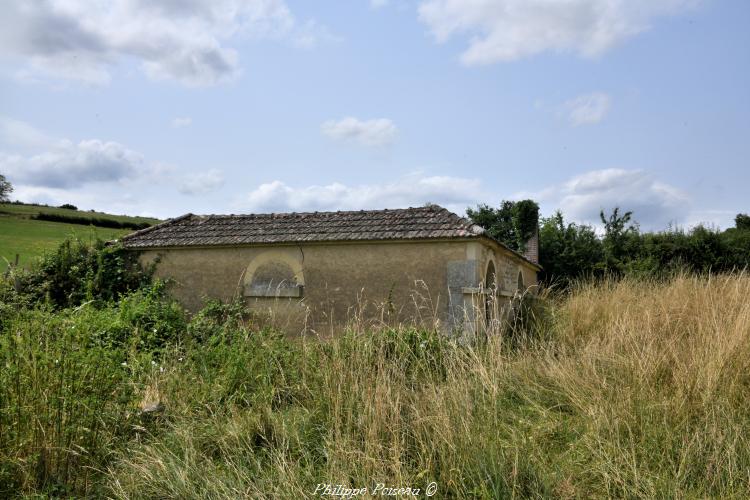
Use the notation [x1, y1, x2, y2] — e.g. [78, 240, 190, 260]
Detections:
[2, 274, 749, 498]
[0, 203, 160, 270]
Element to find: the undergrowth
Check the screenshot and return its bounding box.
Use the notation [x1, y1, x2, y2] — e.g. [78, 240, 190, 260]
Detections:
[1, 274, 750, 498]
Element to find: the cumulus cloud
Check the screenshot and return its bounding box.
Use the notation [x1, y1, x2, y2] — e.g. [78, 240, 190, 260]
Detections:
[0, 118, 230, 215]
[321, 117, 398, 147]
[523, 168, 689, 230]
[172, 117, 193, 128]
[0, 116, 61, 150]
[0, 0, 327, 86]
[242, 174, 483, 213]
[0, 117, 216, 204]
[1, 139, 144, 189]
[418, 0, 697, 65]
[179, 169, 225, 195]
[563, 92, 611, 126]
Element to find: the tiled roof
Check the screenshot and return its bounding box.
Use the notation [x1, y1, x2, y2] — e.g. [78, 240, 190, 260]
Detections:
[119, 205, 539, 268]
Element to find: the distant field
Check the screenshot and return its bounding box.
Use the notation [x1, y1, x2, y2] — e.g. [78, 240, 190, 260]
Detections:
[0, 203, 161, 270]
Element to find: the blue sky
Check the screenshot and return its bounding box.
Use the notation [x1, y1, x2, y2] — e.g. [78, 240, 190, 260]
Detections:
[0, 0, 748, 230]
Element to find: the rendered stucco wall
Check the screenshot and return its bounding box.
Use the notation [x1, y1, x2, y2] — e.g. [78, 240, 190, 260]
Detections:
[137, 239, 538, 335]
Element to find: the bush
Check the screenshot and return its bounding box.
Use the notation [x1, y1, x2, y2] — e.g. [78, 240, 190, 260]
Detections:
[58, 203, 78, 210]
[11, 238, 154, 309]
[115, 281, 188, 352]
[186, 297, 259, 345]
[32, 212, 151, 230]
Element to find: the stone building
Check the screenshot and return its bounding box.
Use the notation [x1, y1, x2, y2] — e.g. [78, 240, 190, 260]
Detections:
[120, 205, 540, 335]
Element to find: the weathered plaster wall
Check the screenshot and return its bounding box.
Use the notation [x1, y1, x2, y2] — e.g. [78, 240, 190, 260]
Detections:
[470, 240, 537, 293]
[455, 240, 539, 334]
[137, 239, 538, 335]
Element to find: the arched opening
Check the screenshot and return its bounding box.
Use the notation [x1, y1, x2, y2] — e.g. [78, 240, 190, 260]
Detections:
[484, 261, 496, 324]
[244, 251, 305, 298]
[517, 270, 525, 293]
[249, 261, 298, 294]
[485, 261, 496, 289]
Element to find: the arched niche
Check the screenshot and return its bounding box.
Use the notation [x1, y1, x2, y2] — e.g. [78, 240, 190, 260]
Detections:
[484, 260, 497, 290]
[244, 251, 305, 298]
[484, 259, 497, 324]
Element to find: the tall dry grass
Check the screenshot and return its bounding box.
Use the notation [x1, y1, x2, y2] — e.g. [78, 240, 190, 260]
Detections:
[102, 273, 750, 499]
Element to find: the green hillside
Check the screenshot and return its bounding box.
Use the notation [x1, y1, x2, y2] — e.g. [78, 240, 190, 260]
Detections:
[0, 203, 161, 270]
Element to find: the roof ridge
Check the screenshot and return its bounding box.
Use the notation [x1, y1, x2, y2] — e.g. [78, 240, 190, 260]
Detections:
[119, 213, 194, 241]
[189, 205, 439, 218]
[429, 205, 483, 232]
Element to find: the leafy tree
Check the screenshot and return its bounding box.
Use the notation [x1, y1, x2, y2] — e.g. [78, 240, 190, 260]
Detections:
[467, 201, 516, 248]
[735, 213, 750, 231]
[469, 201, 750, 289]
[513, 199, 540, 252]
[600, 207, 639, 274]
[630, 224, 744, 277]
[538, 211, 604, 287]
[0, 174, 12, 202]
[467, 199, 539, 252]
[722, 224, 750, 269]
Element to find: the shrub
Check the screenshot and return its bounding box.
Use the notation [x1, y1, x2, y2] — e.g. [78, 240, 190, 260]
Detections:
[115, 281, 188, 352]
[186, 297, 259, 345]
[12, 238, 154, 309]
[32, 212, 151, 230]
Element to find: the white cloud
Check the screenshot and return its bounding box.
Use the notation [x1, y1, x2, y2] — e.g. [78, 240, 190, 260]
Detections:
[0, 0, 328, 86]
[521, 168, 689, 230]
[242, 174, 483, 213]
[179, 169, 225, 195]
[0, 117, 210, 200]
[172, 117, 193, 128]
[0, 116, 61, 150]
[684, 210, 737, 230]
[321, 117, 398, 147]
[563, 92, 611, 126]
[289, 19, 341, 49]
[418, 0, 697, 65]
[1, 139, 144, 189]
[0, 118, 232, 215]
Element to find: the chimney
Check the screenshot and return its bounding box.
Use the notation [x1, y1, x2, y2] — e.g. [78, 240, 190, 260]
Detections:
[523, 227, 539, 264]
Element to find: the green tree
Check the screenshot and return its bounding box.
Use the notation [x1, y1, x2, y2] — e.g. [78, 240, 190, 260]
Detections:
[466, 201, 516, 248]
[735, 213, 750, 231]
[512, 199, 540, 252]
[600, 207, 639, 274]
[538, 211, 604, 287]
[467, 199, 539, 252]
[0, 174, 12, 202]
